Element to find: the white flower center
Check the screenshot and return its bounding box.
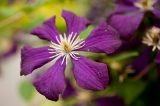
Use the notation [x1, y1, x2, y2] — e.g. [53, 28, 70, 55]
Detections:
[134, 0, 156, 11]
[142, 27, 160, 51]
[48, 32, 85, 65]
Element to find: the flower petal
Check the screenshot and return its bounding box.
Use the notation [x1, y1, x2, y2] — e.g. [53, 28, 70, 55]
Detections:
[130, 48, 151, 73]
[80, 23, 121, 54]
[153, 9, 160, 19]
[33, 58, 66, 101]
[62, 10, 90, 36]
[112, 5, 140, 14]
[152, 1, 160, 19]
[62, 79, 76, 99]
[114, 37, 141, 54]
[21, 46, 52, 75]
[71, 56, 109, 90]
[107, 5, 144, 38]
[114, 0, 136, 5]
[31, 16, 60, 42]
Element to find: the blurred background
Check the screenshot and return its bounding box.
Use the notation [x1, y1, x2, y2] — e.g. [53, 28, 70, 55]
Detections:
[0, 0, 160, 106]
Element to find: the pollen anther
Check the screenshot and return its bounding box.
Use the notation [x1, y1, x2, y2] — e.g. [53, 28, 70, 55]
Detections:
[142, 27, 160, 51]
[134, 0, 156, 11]
[48, 32, 85, 65]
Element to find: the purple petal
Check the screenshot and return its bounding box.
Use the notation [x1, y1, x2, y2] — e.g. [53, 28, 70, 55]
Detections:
[31, 16, 60, 42]
[130, 48, 151, 73]
[155, 51, 160, 64]
[33, 58, 66, 101]
[114, 0, 137, 5]
[62, 79, 76, 99]
[107, 5, 144, 38]
[80, 23, 121, 54]
[21, 46, 52, 76]
[112, 5, 140, 14]
[62, 10, 90, 36]
[95, 96, 125, 106]
[152, 1, 160, 19]
[71, 56, 109, 90]
[114, 37, 141, 54]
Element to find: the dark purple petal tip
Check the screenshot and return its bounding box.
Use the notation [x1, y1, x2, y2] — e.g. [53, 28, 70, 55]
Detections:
[62, 10, 91, 35]
[30, 16, 59, 42]
[108, 10, 144, 38]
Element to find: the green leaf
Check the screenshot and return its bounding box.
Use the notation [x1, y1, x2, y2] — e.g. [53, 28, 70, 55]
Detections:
[112, 79, 147, 105]
[105, 51, 139, 63]
[111, 51, 139, 62]
[19, 80, 35, 102]
[79, 25, 94, 39]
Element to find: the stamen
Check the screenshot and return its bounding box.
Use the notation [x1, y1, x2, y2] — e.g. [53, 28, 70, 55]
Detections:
[71, 51, 79, 55]
[56, 36, 61, 44]
[50, 41, 61, 48]
[49, 51, 57, 54]
[142, 26, 160, 51]
[49, 53, 62, 59]
[64, 33, 67, 41]
[73, 41, 85, 48]
[134, 0, 156, 11]
[48, 48, 54, 51]
[152, 46, 156, 51]
[68, 32, 73, 43]
[70, 33, 77, 45]
[48, 32, 85, 64]
[70, 53, 79, 60]
[61, 55, 67, 65]
[74, 45, 85, 50]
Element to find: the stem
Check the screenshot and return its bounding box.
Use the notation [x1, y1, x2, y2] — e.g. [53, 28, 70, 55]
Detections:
[133, 62, 154, 80]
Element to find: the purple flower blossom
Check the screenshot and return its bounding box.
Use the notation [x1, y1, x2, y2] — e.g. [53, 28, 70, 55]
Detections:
[129, 47, 151, 74]
[142, 26, 160, 51]
[126, 27, 160, 74]
[108, 0, 160, 38]
[62, 79, 76, 99]
[20, 10, 121, 101]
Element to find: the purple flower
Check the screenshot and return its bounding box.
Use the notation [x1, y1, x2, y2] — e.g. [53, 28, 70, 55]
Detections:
[107, 0, 160, 38]
[62, 79, 76, 99]
[142, 26, 160, 51]
[20, 10, 121, 101]
[129, 47, 151, 74]
[127, 26, 160, 74]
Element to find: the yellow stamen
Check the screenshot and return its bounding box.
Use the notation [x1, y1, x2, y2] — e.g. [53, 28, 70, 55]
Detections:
[134, 0, 156, 11]
[142, 27, 160, 51]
